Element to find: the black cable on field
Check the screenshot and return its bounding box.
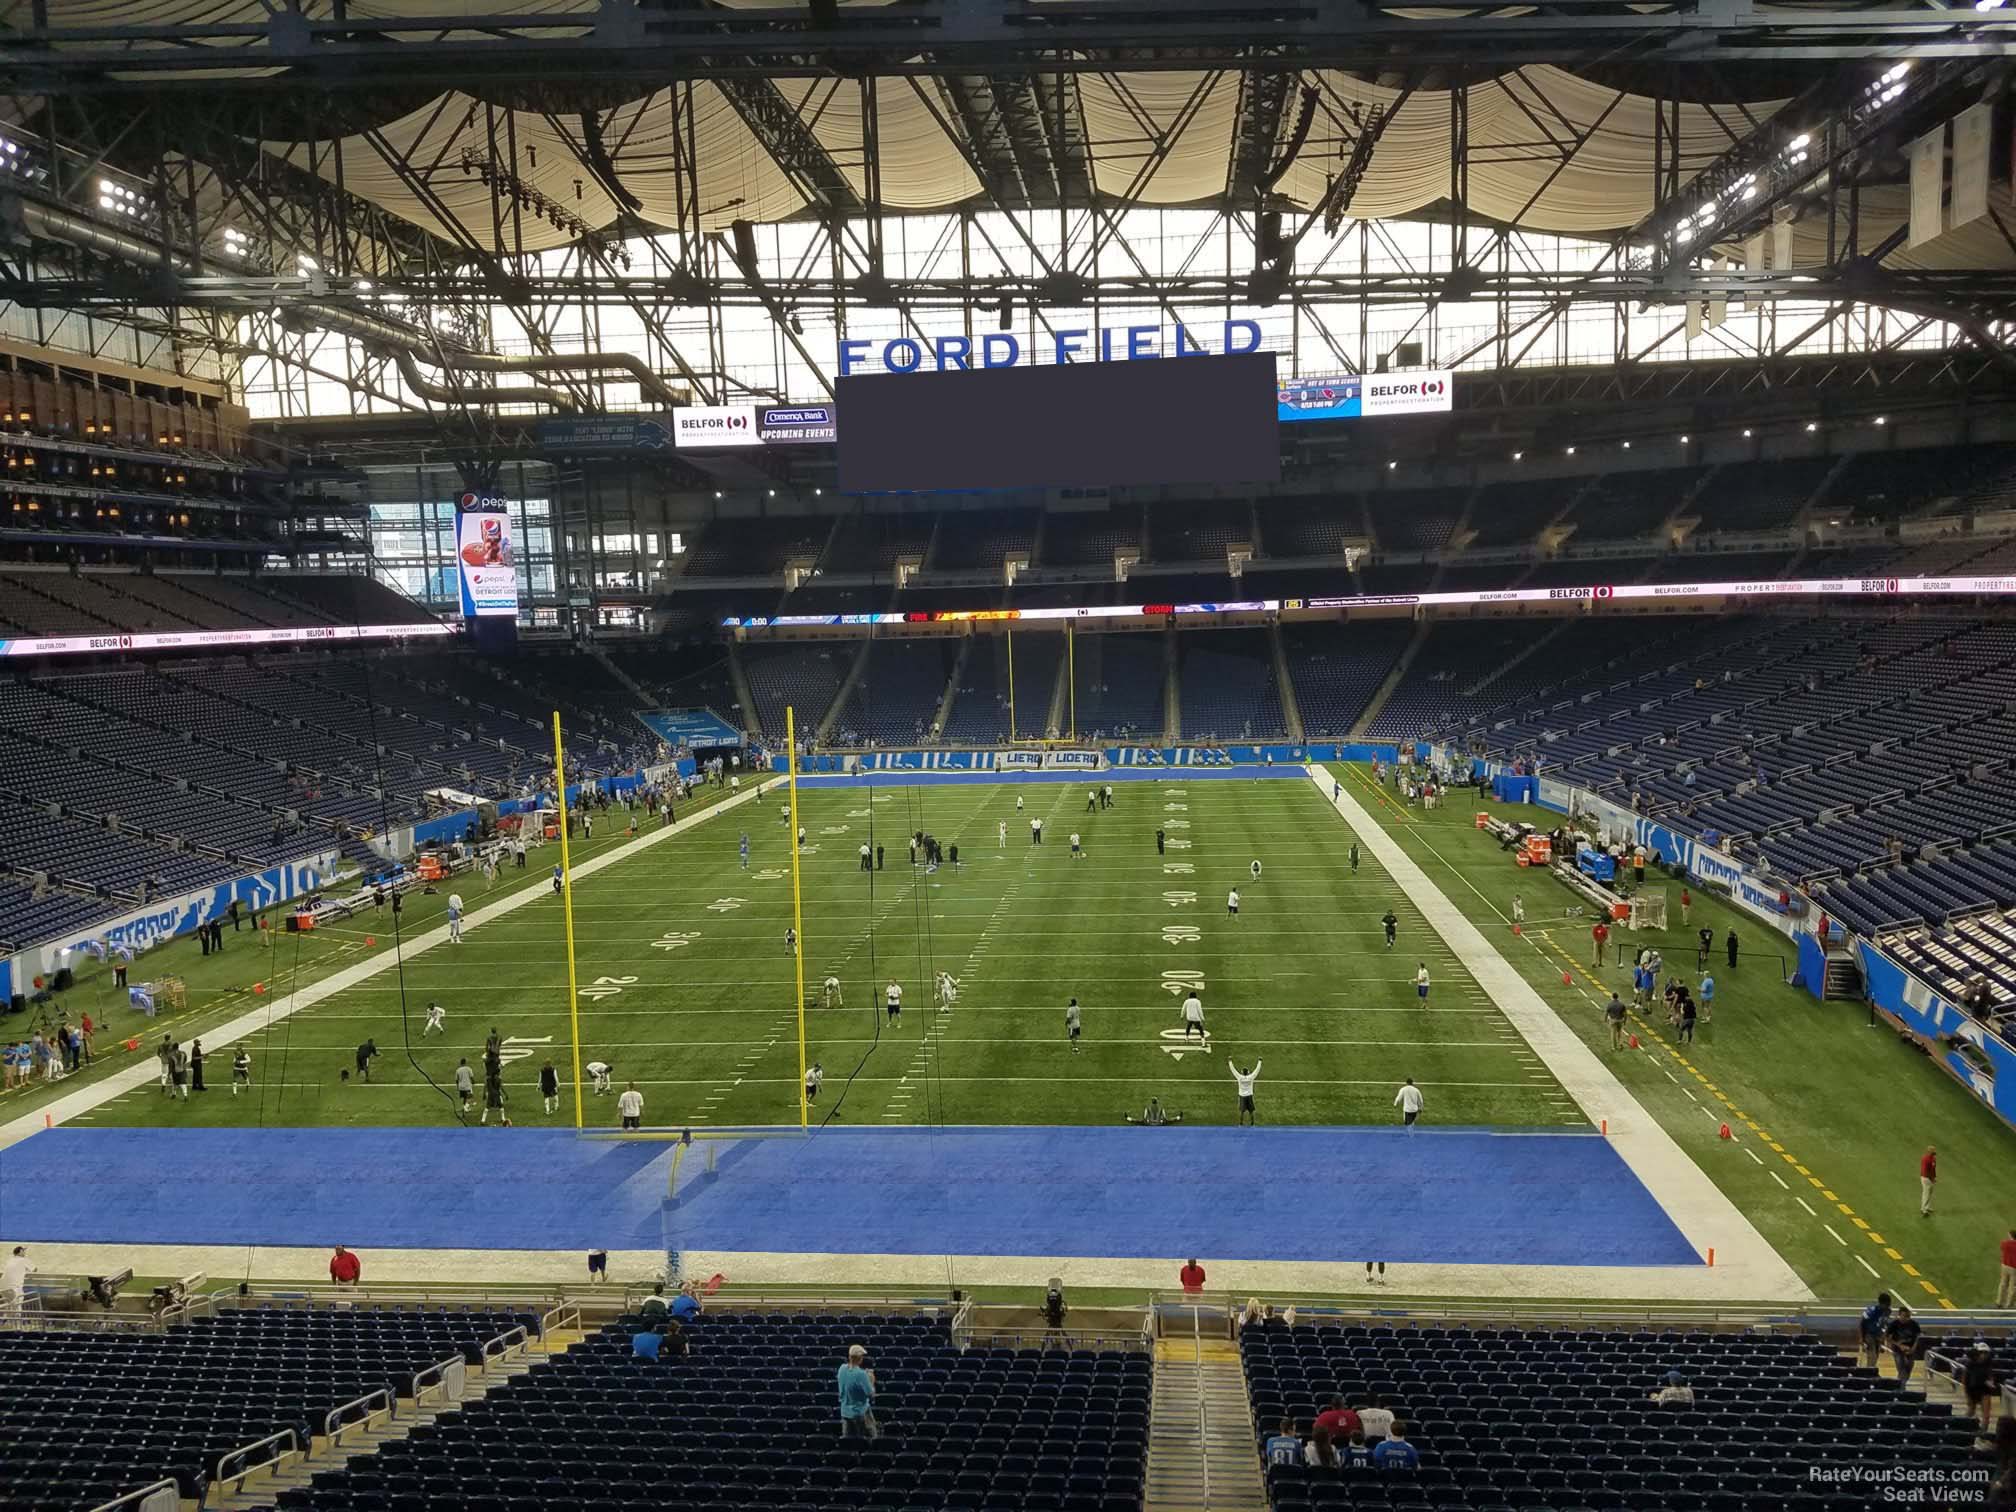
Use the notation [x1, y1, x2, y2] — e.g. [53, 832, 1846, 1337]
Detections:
[347, 584, 463, 1124]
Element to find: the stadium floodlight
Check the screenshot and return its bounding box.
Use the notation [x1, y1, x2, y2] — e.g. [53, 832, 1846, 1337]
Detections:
[714, 490, 723, 499]
[1743, 428, 1753, 437]
[1512, 451, 1523, 461]
[1874, 415, 1888, 425]
[767, 488, 776, 498]
[1621, 440, 1631, 449]
[1680, 434, 1690, 443]
[1806, 421, 1819, 432]
[1565, 445, 1576, 456]
[814, 487, 823, 496]
[1386, 460, 1397, 471]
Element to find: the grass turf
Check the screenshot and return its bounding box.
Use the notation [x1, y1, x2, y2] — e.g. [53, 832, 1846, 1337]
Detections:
[41, 773, 1574, 1133]
[1331, 760, 2016, 1310]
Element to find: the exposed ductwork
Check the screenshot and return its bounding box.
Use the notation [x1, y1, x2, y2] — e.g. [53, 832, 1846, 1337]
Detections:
[3, 195, 190, 271]
[389, 347, 577, 411]
[5, 192, 681, 410]
[444, 347, 684, 407]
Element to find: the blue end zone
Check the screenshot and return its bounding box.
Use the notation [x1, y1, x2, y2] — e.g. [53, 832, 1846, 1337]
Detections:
[0, 1126, 1698, 1267]
[795, 764, 1308, 790]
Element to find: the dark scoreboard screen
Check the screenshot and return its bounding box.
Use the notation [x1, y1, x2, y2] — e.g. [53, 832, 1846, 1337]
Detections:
[836, 352, 1280, 493]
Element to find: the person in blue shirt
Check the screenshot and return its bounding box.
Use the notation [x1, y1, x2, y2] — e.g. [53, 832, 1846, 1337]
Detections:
[1261, 1418, 1301, 1467]
[837, 1343, 878, 1439]
[632, 1325, 663, 1362]
[1858, 1290, 1892, 1368]
[670, 1287, 701, 1322]
[1341, 1431, 1375, 1470]
[1370, 1424, 1420, 1470]
[738, 833, 750, 870]
[1698, 972, 1716, 1023]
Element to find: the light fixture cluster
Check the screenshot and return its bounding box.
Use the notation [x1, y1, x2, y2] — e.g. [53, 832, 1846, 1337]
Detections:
[97, 177, 146, 218]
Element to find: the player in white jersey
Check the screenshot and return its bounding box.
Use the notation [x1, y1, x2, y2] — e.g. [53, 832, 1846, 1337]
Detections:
[586, 1060, 613, 1094]
[804, 1062, 824, 1103]
[447, 893, 465, 943]
[1249, 859, 1262, 881]
[1181, 991, 1207, 1042]
[824, 975, 843, 1009]
[1229, 1060, 1263, 1125]
[885, 980, 904, 1025]
[936, 972, 959, 1007]
[998, 820, 1007, 847]
[424, 1001, 446, 1035]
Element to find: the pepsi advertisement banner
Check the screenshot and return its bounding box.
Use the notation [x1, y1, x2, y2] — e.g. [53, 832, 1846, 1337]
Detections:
[455, 493, 519, 620]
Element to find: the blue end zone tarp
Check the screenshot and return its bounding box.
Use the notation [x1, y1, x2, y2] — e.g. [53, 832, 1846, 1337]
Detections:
[0, 1125, 1698, 1267]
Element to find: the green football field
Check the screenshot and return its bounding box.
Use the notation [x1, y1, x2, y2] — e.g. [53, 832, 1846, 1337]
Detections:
[13, 760, 2016, 1306]
[44, 771, 1577, 1133]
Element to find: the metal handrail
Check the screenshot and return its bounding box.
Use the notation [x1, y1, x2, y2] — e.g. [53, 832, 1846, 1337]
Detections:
[949, 1294, 975, 1351]
[322, 1386, 393, 1443]
[478, 1323, 529, 1368]
[1190, 1303, 1211, 1512]
[1147, 1292, 2016, 1330]
[535, 1302, 579, 1350]
[412, 1352, 465, 1408]
[83, 1478, 177, 1512]
[211, 1427, 300, 1493]
[960, 1324, 1155, 1354]
[159, 1291, 220, 1327]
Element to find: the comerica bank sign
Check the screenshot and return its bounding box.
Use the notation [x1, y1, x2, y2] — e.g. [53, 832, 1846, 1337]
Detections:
[838, 319, 1265, 377]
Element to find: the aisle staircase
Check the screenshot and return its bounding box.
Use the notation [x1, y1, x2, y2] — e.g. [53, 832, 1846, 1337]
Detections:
[1145, 1332, 1268, 1512]
[208, 1317, 584, 1511]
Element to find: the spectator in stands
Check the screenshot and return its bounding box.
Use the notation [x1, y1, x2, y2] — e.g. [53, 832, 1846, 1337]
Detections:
[639, 1284, 670, 1321]
[1964, 1342, 2002, 1431]
[1357, 1395, 1395, 1441]
[1370, 1424, 1419, 1470]
[837, 1343, 879, 1440]
[1650, 1369, 1694, 1405]
[0, 1246, 28, 1317]
[329, 1245, 361, 1287]
[1304, 1427, 1340, 1469]
[1262, 1418, 1302, 1467]
[1886, 1304, 1923, 1383]
[1859, 1292, 1893, 1367]
[1920, 1146, 1938, 1216]
[670, 1285, 701, 1322]
[1342, 1430, 1374, 1469]
[1313, 1396, 1360, 1440]
[1999, 1230, 2016, 1309]
[1179, 1259, 1207, 1294]
[632, 1323, 667, 1361]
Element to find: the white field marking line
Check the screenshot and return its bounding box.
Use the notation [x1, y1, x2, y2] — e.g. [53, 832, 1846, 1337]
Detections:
[0, 777, 787, 1154]
[1796, 1196, 1818, 1216]
[1823, 1225, 1848, 1247]
[1856, 1254, 1883, 1279]
[1311, 765, 1812, 1302]
[1743, 1147, 1765, 1166]
[1769, 1170, 1790, 1188]
[191, 1074, 1578, 1091]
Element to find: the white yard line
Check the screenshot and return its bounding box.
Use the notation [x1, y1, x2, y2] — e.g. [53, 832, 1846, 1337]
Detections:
[1305, 764, 1813, 1303]
[0, 779, 783, 1154]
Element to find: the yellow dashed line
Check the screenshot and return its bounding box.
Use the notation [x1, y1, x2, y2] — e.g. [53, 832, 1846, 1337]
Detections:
[1512, 914, 1959, 1306]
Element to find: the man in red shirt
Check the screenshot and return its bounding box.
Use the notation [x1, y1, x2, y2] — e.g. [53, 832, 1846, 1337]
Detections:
[1679, 888, 1691, 926]
[1312, 1396, 1361, 1440]
[1178, 1259, 1206, 1294]
[1918, 1147, 1937, 1217]
[1591, 920, 1610, 968]
[1999, 1229, 2016, 1308]
[329, 1245, 362, 1286]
